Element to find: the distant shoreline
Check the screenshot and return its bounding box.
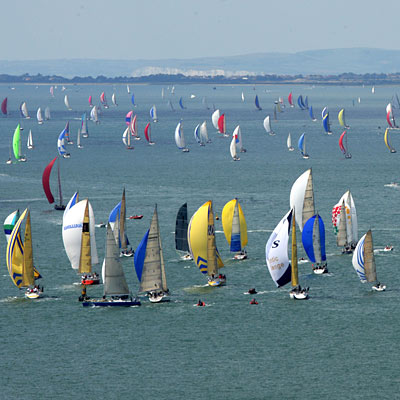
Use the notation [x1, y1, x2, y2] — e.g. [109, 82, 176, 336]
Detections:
[1, 72, 400, 86]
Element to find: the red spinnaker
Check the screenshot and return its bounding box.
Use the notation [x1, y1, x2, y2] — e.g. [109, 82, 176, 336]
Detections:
[144, 123, 150, 142]
[1, 97, 7, 115]
[42, 157, 57, 204]
[218, 114, 225, 134]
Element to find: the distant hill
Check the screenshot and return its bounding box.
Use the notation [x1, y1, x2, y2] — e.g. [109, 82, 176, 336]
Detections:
[1, 48, 400, 78]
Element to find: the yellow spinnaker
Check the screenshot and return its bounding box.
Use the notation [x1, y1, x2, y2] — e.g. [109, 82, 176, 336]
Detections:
[6, 209, 27, 288]
[188, 201, 223, 275]
[338, 109, 345, 127]
[221, 198, 248, 250]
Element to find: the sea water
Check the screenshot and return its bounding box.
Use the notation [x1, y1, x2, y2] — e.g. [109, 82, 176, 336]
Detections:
[0, 83, 399, 399]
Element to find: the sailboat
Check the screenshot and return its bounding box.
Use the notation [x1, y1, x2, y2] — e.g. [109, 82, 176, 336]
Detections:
[241, 91, 245, 102]
[289, 168, 315, 232]
[194, 124, 204, 146]
[134, 205, 170, 303]
[88, 95, 93, 107]
[1, 97, 7, 115]
[144, 123, 155, 145]
[339, 130, 352, 158]
[287, 133, 294, 151]
[20, 102, 30, 119]
[200, 121, 210, 143]
[322, 107, 332, 135]
[230, 130, 240, 161]
[372, 86, 375, 94]
[62, 196, 99, 284]
[42, 156, 66, 210]
[77, 127, 83, 149]
[338, 108, 350, 128]
[122, 127, 134, 150]
[108, 189, 134, 257]
[27, 130, 34, 149]
[13, 124, 26, 162]
[111, 93, 117, 106]
[218, 114, 229, 137]
[255, 95, 262, 110]
[131, 93, 135, 107]
[64, 95, 72, 110]
[222, 198, 248, 259]
[50, 86, 54, 97]
[297, 95, 307, 110]
[81, 113, 89, 137]
[352, 230, 386, 291]
[127, 84, 131, 94]
[211, 109, 220, 130]
[44, 106, 51, 120]
[386, 103, 399, 129]
[82, 223, 141, 306]
[175, 203, 192, 260]
[36, 107, 44, 124]
[384, 128, 396, 153]
[234, 125, 246, 152]
[90, 105, 99, 124]
[57, 128, 71, 158]
[130, 114, 140, 140]
[100, 92, 109, 108]
[298, 133, 309, 159]
[332, 191, 358, 253]
[288, 92, 294, 107]
[266, 209, 308, 299]
[6, 208, 43, 299]
[175, 120, 189, 152]
[179, 97, 185, 109]
[302, 214, 328, 274]
[309, 106, 317, 121]
[187, 200, 225, 286]
[263, 115, 275, 136]
[65, 121, 73, 144]
[150, 105, 158, 122]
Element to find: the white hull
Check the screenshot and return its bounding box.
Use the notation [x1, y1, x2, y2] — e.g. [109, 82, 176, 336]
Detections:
[372, 284, 386, 292]
[313, 266, 328, 275]
[234, 253, 247, 260]
[289, 291, 309, 300]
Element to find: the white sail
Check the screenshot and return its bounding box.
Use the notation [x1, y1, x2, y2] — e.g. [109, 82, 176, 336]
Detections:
[62, 199, 98, 270]
[175, 121, 186, 150]
[27, 130, 34, 149]
[230, 134, 238, 160]
[211, 109, 220, 130]
[103, 224, 130, 296]
[233, 125, 243, 150]
[352, 233, 367, 282]
[44, 106, 51, 120]
[36, 107, 43, 124]
[289, 169, 315, 231]
[77, 128, 82, 148]
[287, 133, 294, 151]
[150, 105, 157, 122]
[21, 102, 30, 118]
[263, 115, 274, 135]
[90, 106, 98, 123]
[111, 93, 117, 106]
[64, 95, 71, 110]
[266, 210, 292, 287]
[199, 121, 209, 143]
[122, 127, 131, 148]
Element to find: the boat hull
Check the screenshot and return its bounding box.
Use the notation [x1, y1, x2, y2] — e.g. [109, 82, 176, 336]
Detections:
[313, 266, 328, 275]
[82, 299, 141, 307]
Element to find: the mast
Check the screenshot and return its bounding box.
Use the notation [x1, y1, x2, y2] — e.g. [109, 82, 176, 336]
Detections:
[79, 201, 92, 274]
[57, 157, 63, 207]
[312, 213, 322, 265]
[337, 200, 348, 247]
[364, 230, 377, 283]
[291, 210, 299, 288]
[302, 169, 315, 229]
[207, 201, 218, 277]
[156, 206, 168, 292]
[120, 189, 127, 250]
[21, 210, 34, 287]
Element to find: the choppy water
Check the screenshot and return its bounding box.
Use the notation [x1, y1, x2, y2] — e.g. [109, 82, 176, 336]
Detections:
[1, 83, 400, 399]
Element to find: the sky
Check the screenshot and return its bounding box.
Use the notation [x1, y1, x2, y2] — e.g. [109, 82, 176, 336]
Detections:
[2, 0, 400, 60]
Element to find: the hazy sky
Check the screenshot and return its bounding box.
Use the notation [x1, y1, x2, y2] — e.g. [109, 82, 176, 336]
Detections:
[3, 0, 400, 60]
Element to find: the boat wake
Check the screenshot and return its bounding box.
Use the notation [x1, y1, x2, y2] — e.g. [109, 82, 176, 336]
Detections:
[384, 182, 399, 188]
